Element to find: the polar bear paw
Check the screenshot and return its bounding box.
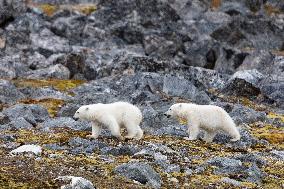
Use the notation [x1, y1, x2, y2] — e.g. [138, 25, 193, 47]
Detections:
[86, 135, 98, 139]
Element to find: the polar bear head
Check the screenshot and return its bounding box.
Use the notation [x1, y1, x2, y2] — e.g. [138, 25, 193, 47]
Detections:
[73, 105, 91, 121]
[164, 103, 185, 118]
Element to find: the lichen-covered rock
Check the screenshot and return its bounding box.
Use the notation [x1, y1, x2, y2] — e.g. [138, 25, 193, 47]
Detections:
[41, 117, 90, 131]
[115, 162, 162, 188]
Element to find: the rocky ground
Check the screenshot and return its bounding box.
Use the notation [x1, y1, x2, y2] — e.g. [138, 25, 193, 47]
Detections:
[0, 0, 284, 188]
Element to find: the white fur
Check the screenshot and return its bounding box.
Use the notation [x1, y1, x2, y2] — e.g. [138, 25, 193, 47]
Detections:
[165, 103, 240, 142]
[73, 102, 143, 140]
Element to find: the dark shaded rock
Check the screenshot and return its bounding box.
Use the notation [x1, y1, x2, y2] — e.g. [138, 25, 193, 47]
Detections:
[162, 75, 211, 104]
[51, 15, 87, 42]
[68, 137, 107, 154]
[115, 162, 162, 188]
[214, 127, 260, 150]
[26, 52, 50, 70]
[100, 145, 140, 156]
[183, 36, 220, 68]
[233, 153, 267, 167]
[153, 124, 188, 137]
[207, 157, 243, 174]
[214, 47, 249, 74]
[230, 105, 266, 124]
[6, 117, 33, 130]
[25, 64, 70, 79]
[0, 112, 10, 125]
[57, 104, 80, 117]
[222, 69, 264, 97]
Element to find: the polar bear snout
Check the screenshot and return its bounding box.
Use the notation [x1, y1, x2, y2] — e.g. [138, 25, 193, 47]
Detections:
[164, 113, 171, 118]
[73, 117, 79, 121]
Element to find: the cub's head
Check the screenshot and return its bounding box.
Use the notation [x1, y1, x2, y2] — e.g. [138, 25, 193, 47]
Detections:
[73, 105, 90, 121]
[164, 103, 184, 119]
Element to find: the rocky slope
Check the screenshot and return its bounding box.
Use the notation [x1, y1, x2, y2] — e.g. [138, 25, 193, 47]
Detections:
[0, 0, 283, 188]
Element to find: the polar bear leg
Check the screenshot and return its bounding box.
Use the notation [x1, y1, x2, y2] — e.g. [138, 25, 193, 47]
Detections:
[187, 122, 200, 140]
[101, 117, 123, 140]
[87, 122, 102, 139]
[124, 121, 139, 139]
[202, 131, 216, 143]
[222, 123, 241, 142]
[135, 127, 144, 140]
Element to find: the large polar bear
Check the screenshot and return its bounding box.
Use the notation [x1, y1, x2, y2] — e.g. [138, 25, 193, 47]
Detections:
[164, 103, 240, 142]
[73, 102, 143, 140]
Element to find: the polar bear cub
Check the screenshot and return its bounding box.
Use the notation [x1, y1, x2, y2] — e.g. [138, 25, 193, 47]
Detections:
[73, 102, 143, 140]
[164, 103, 240, 142]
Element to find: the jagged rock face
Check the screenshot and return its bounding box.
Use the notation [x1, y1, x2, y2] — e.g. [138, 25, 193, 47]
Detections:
[0, 0, 283, 188]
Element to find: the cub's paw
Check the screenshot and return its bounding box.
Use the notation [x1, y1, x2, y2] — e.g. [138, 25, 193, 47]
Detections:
[86, 135, 98, 139]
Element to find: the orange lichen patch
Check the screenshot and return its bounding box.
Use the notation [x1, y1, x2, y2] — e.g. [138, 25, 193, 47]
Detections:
[211, 0, 222, 9]
[264, 4, 282, 16]
[13, 79, 85, 92]
[19, 98, 65, 117]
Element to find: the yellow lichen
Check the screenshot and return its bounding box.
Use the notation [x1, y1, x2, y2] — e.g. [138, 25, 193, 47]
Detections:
[13, 79, 85, 93]
[251, 124, 284, 147]
[31, 3, 97, 16]
[38, 4, 59, 16]
[267, 112, 284, 123]
[211, 0, 222, 9]
[264, 4, 281, 16]
[19, 98, 65, 117]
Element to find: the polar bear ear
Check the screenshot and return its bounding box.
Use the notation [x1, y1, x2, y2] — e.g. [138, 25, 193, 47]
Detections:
[179, 104, 182, 108]
[85, 107, 89, 111]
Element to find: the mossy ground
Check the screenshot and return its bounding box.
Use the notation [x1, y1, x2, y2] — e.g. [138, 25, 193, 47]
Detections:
[1, 81, 283, 188]
[1, 126, 283, 188]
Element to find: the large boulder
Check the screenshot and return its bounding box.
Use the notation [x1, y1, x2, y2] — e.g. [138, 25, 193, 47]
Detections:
[0, 79, 25, 104]
[115, 162, 162, 188]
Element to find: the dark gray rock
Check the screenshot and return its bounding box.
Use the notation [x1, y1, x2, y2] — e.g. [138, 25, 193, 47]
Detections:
[19, 87, 71, 100]
[163, 75, 211, 104]
[214, 127, 260, 150]
[115, 162, 162, 188]
[6, 117, 33, 129]
[57, 104, 80, 117]
[30, 29, 71, 56]
[41, 117, 91, 131]
[26, 64, 70, 79]
[0, 54, 29, 79]
[184, 66, 230, 90]
[270, 150, 284, 160]
[207, 157, 243, 174]
[230, 104, 266, 124]
[3, 104, 49, 125]
[0, 112, 10, 125]
[233, 153, 267, 167]
[100, 145, 140, 156]
[68, 137, 107, 154]
[153, 124, 188, 137]
[222, 69, 264, 97]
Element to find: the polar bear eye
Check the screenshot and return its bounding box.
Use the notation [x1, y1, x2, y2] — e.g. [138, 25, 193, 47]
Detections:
[76, 112, 79, 114]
